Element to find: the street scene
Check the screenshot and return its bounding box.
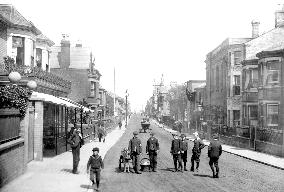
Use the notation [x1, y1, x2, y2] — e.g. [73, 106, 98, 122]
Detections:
[1, 0, 284, 192]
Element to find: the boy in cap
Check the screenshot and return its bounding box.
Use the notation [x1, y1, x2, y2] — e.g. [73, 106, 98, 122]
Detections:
[128, 131, 142, 174]
[190, 132, 205, 172]
[87, 147, 104, 191]
[170, 133, 183, 172]
[146, 132, 159, 172]
[208, 134, 222, 178]
[180, 133, 188, 171]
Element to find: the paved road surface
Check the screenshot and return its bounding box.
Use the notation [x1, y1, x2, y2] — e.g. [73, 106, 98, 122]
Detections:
[100, 115, 284, 192]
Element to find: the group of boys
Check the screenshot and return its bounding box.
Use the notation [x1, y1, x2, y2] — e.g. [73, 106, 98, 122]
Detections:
[171, 132, 222, 178]
[70, 129, 222, 191]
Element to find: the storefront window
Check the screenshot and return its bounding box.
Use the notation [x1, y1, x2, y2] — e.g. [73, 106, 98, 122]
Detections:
[233, 110, 240, 126]
[267, 104, 278, 126]
[36, 48, 42, 68]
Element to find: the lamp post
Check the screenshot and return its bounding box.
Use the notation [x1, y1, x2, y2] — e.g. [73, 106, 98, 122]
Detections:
[125, 90, 129, 127]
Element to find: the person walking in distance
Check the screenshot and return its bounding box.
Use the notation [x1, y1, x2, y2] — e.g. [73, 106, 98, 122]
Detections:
[67, 127, 81, 174]
[87, 147, 104, 191]
[128, 131, 142, 174]
[190, 132, 205, 172]
[180, 133, 188, 171]
[146, 132, 159, 172]
[118, 120, 122, 129]
[208, 134, 222, 178]
[170, 133, 183, 172]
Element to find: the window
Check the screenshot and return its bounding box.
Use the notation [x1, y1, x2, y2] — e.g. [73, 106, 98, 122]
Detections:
[90, 82, 96, 97]
[12, 36, 25, 66]
[234, 51, 242, 65]
[233, 75, 241, 95]
[265, 60, 280, 85]
[249, 105, 258, 119]
[233, 110, 240, 126]
[228, 52, 231, 65]
[267, 104, 278, 126]
[216, 66, 219, 91]
[36, 48, 42, 68]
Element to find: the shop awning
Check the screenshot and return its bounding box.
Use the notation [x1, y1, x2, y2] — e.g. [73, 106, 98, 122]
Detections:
[30, 92, 79, 108]
[59, 97, 94, 113]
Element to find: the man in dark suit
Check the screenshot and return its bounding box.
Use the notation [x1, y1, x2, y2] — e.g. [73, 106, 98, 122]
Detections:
[146, 132, 159, 172]
[190, 132, 205, 172]
[170, 133, 183, 172]
[128, 131, 142, 174]
[67, 127, 81, 174]
[180, 133, 188, 171]
[208, 134, 222, 178]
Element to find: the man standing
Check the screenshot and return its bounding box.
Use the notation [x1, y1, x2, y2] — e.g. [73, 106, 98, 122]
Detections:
[190, 132, 205, 172]
[180, 134, 188, 171]
[208, 134, 222, 178]
[146, 132, 159, 172]
[67, 127, 81, 174]
[128, 131, 142, 174]
[170, 133, 183, 172]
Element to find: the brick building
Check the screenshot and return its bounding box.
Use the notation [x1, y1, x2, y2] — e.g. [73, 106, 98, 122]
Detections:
[50, 37, 102, 111]
[205, 38, 252, 127]
[185, 80, 206, 133]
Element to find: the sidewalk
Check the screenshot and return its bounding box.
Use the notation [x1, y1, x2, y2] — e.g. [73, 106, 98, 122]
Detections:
[153, 119, 284, 170]
[1, 121, 127, 192]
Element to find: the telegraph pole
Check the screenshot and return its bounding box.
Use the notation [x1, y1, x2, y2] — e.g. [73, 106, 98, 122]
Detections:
[125, 89, 129, 126]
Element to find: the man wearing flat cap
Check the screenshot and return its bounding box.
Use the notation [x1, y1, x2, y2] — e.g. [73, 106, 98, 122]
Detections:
[146, 132, 160, 172]
[208, 134, 222, 178]
[170, 133, 183, 172]
[128, 131, 142, 174]
[67, 127, 81, 174]
[190, 132, 205, 172]
[180, 134, 188, 171]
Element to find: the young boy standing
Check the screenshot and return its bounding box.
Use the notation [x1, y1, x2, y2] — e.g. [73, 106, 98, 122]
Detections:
[87, 147, 104, 191]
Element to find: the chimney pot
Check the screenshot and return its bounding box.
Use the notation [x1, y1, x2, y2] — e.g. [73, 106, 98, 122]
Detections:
[251, 20, 260, 38]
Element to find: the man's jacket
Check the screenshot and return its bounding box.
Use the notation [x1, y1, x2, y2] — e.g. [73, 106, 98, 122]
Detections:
[146, 136, 159, 153]
[208, 140, 222, 158]
[171, 139, 181, 155]
[128, 137, 142, 154]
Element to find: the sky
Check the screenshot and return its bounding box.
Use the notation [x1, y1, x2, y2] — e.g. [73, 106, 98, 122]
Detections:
[1, 0, 283, 111]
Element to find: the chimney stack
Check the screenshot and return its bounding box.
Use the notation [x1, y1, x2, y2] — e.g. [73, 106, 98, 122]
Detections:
[60, 34, 70, 69]
[251, 20, 260, 38]
[275, 4, 284, 28]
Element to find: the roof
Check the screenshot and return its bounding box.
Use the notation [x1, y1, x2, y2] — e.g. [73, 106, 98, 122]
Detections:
[59, 97, 94, 113]
[245, 27, 284, 60]
[37, 34, 55, 47]
[0, 4, 41, 35]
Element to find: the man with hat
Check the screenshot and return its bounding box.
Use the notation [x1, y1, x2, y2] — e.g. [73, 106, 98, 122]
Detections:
[67, 127, 81, 174]
[180, 133, 188, 171]
[146, 132, 160, 172]
[208, 134, 222, 178]
[190, 132, 205, 172]
[87, 147, 104, 191]
[170, 133, 183, 172]
[128, 131, 142, 174]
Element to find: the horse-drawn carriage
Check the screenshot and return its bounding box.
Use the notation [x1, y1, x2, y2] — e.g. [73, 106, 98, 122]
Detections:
[140, 118, 151, 133]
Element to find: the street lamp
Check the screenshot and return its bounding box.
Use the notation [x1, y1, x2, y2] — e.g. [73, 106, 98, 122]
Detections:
[125, 90, 129, 127]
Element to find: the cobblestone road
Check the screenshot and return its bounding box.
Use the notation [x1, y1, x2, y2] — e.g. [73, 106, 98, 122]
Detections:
[100, 115, 284, 192]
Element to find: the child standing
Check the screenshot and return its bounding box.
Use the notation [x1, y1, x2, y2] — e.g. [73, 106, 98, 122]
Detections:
[87, 147, 104, 191]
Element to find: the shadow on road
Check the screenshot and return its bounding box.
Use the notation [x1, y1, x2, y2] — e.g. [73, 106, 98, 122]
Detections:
[159, 168, 176, 172]
[80, 184, 92, 189]
[60, 168, 73, 173]
[193, 173, 212, 178]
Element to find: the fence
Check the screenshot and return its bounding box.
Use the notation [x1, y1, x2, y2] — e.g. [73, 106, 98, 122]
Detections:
[256, 128, 283, 145]
[0, 108, 21, 144]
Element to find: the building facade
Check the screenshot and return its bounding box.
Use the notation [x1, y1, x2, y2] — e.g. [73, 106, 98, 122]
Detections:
[50, 37, 102, 110]
[205, 38, 252, 128]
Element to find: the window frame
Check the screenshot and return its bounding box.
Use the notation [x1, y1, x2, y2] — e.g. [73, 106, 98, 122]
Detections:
[266, 103, 279, 127]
